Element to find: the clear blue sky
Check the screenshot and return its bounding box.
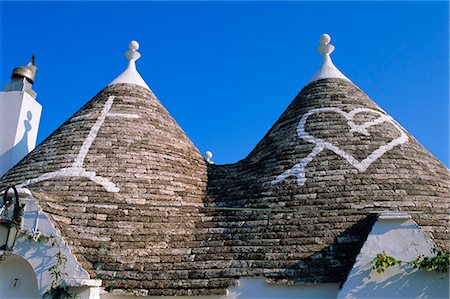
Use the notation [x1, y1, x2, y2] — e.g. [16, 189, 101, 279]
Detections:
[1, 1, 448, 166]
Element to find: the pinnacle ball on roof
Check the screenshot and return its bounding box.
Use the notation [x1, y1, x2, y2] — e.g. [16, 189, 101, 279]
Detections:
[204, 150, 214, 164]
[125, 39, 141, 61]
[319, 33, 331, 45]
[309, 33, 348, 82]
[129, 40, 139, 50]
[204, 151, 213, 160]
[109, 40, 149, 89]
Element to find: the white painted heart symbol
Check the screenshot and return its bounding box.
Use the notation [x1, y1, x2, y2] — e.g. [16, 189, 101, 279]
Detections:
[272, 107, 408, 185]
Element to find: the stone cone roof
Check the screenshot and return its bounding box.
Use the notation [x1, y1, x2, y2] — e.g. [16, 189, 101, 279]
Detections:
[0, 83, 232, 296]
[1, 83, 207, 206]
[206, 78, 449, 284]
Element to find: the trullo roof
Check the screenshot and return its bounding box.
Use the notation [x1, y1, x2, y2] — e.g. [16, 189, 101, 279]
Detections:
[205, 34, 449, 285]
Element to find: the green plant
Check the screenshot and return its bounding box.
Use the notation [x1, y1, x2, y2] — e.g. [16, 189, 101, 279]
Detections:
[105, 262, 117, 292]
[43, 249, 79, 299]
[49, 251, 67, 282]
[43, 285, 78, 299]
[20, 229, 55, 245]
[409, 248, 449, 273]
[373, 251, 403, 273]
[373, 247, 449, 274]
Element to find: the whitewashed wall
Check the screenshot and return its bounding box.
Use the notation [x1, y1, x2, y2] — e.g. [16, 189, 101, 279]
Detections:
[338, 213, 449, 299]
[0, 254, 39, 299]
[226, 278, 340, 299]
[0, 91, 42, 176]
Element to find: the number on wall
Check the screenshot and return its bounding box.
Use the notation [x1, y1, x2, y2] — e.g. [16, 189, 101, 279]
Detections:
[8, 278, 21, 290]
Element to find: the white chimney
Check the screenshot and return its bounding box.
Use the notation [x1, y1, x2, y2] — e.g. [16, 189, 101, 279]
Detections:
[0, 55, 42, 176]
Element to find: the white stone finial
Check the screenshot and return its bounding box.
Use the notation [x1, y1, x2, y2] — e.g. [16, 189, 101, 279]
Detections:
[204, 151, 214, 164]
[126, 40, 141, 61]
[308, 33, 350, 83]
[108, 40, 150, 90]
[318, 33, 335, 56]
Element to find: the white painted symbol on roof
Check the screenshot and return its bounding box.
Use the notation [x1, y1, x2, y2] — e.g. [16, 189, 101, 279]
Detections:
[271, 107, 409, 185]
[18, 96, 140, 193]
